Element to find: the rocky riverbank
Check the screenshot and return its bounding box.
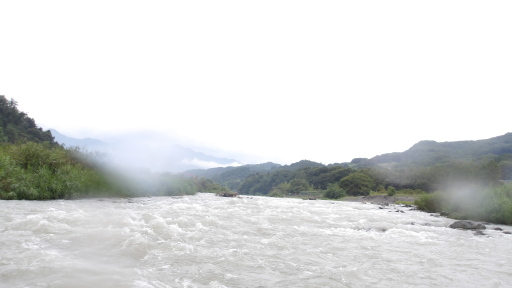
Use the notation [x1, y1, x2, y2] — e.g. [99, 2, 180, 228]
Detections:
[342, 194, 418, 205]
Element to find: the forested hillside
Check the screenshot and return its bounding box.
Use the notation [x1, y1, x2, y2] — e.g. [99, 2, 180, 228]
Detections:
[187, 160, 353, 195]
[0, 96, 56, 144]
[190, 134, 512, 198]
[238, 165, 355, 195]
[186, 160, 335, 191]
[187, 162, 281, 190]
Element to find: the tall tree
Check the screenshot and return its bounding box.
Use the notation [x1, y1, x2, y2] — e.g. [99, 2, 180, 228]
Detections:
[339, 173, 374, 196]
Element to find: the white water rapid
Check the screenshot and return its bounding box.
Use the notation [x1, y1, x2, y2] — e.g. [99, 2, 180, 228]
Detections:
[1, 193, 512, 287]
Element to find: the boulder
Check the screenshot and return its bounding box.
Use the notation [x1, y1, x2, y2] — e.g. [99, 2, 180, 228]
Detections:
[449, 220, 486, 230]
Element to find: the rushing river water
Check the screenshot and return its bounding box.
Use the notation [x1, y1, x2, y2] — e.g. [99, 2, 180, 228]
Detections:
[1, 193, 512, 288]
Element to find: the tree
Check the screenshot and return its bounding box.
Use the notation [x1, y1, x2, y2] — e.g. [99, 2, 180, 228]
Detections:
[269, 182, 291, 197]
[339, 173, 374, 196]
[387, 186, 396, 196]
[288, 178, 311, 194]
[324, 183, 346, 199]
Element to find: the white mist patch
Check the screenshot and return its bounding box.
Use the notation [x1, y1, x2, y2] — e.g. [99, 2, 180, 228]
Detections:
[55, 130, 244, 172]
[102, 138, 242, 172]
[181, 158, 243, 169]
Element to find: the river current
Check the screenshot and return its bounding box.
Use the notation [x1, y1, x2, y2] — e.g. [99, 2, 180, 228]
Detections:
[1, 193, 511, 288]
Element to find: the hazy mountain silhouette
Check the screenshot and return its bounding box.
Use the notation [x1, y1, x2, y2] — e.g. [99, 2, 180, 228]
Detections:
[51, 129, 109, 150]
[50, 129, 242, 172]
[355, 132, 512, 167]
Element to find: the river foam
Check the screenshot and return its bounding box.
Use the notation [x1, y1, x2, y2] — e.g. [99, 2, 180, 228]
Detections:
[1, 193, 512, 287]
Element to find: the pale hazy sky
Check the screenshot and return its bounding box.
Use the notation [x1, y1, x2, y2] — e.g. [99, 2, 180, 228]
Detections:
[1, 1, 511, 165]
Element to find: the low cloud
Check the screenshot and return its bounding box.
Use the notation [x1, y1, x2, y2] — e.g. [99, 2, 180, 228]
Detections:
[181, 158, 243, 169]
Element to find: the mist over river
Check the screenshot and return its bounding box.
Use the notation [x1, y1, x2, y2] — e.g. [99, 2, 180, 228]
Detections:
[1, 194, 512, 288]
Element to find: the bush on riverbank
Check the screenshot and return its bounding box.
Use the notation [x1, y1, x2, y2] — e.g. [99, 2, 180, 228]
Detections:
[323, 183, 346, 199]
[414, 183, 512, 225]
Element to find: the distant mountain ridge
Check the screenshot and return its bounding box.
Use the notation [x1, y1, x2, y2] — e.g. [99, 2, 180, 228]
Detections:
[358, 132, 512, 167]
[50, 129, 243, 172]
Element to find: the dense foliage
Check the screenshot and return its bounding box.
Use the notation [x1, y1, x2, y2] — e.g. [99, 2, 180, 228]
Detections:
[0, 96, 56, 144]
[267, 179, 313, 197]
[188, 162, 281, 190]
[323, 183, 346, 199]
[338, 172, 374, 196]
[237, 165, 355, 195]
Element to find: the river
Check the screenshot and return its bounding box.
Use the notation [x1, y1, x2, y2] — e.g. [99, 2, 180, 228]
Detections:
[1, 193, 511, 288]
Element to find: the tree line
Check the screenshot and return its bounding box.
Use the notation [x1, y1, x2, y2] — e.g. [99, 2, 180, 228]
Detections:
[221, 158, 505, 200]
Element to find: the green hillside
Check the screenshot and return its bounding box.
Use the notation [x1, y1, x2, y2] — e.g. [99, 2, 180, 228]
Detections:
[186, 162, 282, 190]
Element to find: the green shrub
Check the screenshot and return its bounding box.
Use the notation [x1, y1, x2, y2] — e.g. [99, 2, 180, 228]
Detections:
[324, 183, 346, 199]
[414, 192, 444, 213]
[387, 186, 396, 196]
[339, 173, 373, 196]
[269, 190, 285, 197]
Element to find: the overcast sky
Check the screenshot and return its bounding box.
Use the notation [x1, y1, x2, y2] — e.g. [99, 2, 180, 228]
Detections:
[1, 1, 511, 165]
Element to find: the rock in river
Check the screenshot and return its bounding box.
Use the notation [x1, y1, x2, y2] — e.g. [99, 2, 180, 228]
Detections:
[449, 220, 486, 230]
